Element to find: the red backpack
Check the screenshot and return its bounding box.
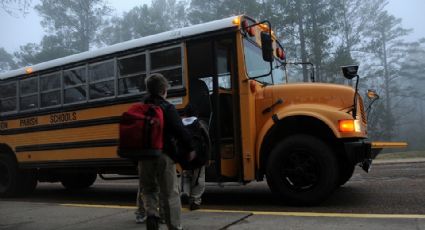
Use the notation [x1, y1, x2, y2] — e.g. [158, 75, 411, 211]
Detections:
[118, 103, 164, 159]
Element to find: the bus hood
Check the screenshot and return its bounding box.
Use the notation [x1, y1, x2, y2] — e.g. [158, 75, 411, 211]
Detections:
[263, 83, 357, 111]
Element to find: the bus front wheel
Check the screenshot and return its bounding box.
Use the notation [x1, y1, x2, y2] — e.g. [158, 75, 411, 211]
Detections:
[0, 154, 37, 197]
[266, 134, 339, 205]
[60, 172, 97, 189]
[338, 162, 355, 186]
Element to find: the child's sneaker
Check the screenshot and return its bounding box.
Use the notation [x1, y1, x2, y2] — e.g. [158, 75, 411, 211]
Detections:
[135, 213, 146, 224]
[189, 202, 201, 211]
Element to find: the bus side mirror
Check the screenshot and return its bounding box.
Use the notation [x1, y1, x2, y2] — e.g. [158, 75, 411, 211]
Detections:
[261, 32, 273, 62]
[341, 65, 359, 79]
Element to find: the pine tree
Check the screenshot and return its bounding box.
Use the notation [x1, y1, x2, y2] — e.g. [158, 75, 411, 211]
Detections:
[35, 0, 111, 52]
[362, 11, 412, 140]
[0, 48, 17, 72]
[100, 0, 188, 45]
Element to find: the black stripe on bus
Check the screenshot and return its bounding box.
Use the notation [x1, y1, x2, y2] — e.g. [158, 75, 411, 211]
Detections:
[18, 158, 135, 169]
[15, 139, 118, 152]
[0, 116, 122, 135]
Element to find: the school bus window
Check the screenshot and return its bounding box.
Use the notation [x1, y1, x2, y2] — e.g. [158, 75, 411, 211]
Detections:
[88, 60, 115, 100]
[118, 53, 146, 75]
[64, 66, 87, 104]
[118, 53, 146, 95]
[20, 77, 38, 95]
[40, 72, 61, 108]
[0, 81, 17, 113]
[64, 67, 86, 87]
[89, 81, 114, 99]
[150, 47, 183, 88]
[152, 68, 182, 88]
[88, 60, 114, 82]
[64, 87, 86, 104]
[119, 76, 145, 95]
[20, 77, 39, 111]
[150, 47, 181, 69]
[41, 72, 60, 91]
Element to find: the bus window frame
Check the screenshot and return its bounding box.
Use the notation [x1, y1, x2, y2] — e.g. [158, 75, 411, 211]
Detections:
[39, 71, 62, 109]
[149, 44, 185, 90]
[117, 51, 148, 97]
[1, 43, 186, 117]
[63, 64, 89, 105]
[242, 37, 273, 84]
[87, 59, 116, 102]
[19, 75, 40, 112]
[0, 80, 18, 115]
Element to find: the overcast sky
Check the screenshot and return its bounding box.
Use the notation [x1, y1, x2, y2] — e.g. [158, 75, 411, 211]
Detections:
[0, 0, 424, 54]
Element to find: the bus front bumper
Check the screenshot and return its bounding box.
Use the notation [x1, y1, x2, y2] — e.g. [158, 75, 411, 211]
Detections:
[344, 141, 408, 172]
[344, 141, 374, 172]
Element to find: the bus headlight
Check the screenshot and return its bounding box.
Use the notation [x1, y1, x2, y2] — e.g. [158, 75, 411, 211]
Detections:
[339, 119, 361, 132]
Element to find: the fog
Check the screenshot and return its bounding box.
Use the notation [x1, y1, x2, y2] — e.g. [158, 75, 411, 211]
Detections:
[1, 0, 425, 53]
[0, 0, 424, 151]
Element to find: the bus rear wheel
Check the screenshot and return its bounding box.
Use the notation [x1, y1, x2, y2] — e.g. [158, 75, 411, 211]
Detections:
[0, 154, 37, 197]
[266, 134, 339, 205]
[60, 172, 97, 190]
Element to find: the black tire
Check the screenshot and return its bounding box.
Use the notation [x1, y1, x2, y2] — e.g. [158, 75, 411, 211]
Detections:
[19, 169, 38, 195]
[0, 154, 37, 197]
[338, 163, 355, 186]
[60, 172, 97, 190]
[266, 134, 339, 205]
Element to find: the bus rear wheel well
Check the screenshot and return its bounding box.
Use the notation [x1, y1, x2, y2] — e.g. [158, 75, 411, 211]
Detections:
[259, 116, 343, 179]
[0, 144, 16, 161]
[0, 143, 38, 197]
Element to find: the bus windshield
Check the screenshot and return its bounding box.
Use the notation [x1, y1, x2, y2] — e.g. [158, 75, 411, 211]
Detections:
[243, 38, 286, 85]
[243, 38, 272, 84]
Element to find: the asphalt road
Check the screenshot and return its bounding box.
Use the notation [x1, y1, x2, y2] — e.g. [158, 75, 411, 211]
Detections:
[3, 161, 425, 215]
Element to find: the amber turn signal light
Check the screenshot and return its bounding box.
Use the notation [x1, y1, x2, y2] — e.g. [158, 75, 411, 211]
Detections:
[339, 120, 355, 132]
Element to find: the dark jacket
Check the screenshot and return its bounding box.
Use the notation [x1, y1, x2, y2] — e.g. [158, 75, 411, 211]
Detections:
[143, 94, 194, 162]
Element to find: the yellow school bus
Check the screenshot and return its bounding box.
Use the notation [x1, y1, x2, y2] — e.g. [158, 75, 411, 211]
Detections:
[0, 15, 405, 204]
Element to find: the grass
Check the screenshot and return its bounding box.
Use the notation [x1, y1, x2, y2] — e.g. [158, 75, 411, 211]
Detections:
[376, 150, 425, 160]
